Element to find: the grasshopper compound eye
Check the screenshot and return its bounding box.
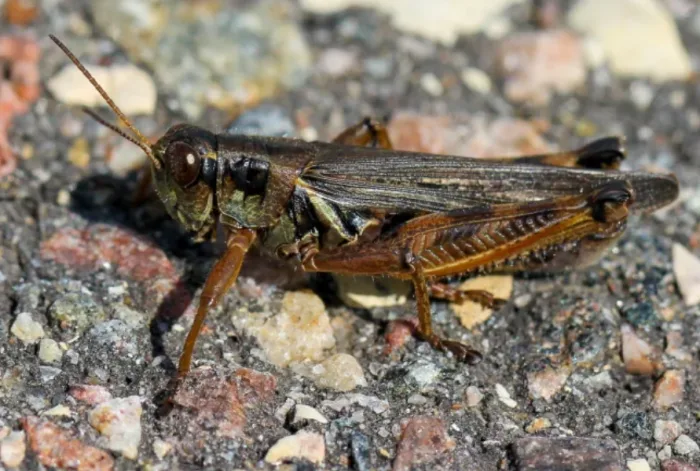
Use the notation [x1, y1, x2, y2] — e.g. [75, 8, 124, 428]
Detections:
[167, 142, 202, 188]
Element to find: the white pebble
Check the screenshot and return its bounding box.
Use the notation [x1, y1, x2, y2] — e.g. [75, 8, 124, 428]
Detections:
[673, 243, 700, 306]
[265, 430, 325, 465]
[495, 383, 517, 408]
[11, 313, 45, 344]
[626, 458, 650, 471]
[38, 338, 63, 364]
[293, 404, 328, 425]
[89, 396, 143, 460]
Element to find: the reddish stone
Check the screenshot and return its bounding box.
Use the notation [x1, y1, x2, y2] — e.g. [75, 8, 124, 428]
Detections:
[69, 385, 113, 406]
[388, 111, 552, 160]
[393, 416, 455, 471]
[496, 30, 585, 105]
[384, 319, 417, 356]
[21, 416, 114, 471]
[4, 0, 39, 26]
[0, 35, 40, 177]
[513, 437, 622, 471]
[40, 224, 177, 282]
[234, 368, 277, 406]
[661, 460, 697, 471]
[653, 370, 685, 411]
[173, 367, 276, 439]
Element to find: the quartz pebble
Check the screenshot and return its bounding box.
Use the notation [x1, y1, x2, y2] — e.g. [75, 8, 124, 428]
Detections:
[452, 275, 513, 329]
[311, 353, 367, 392]
[292, 404, 328, 425]
[526, 364, 571, 402]
[88, 397, 142, 460]
[568, 0, 691, 81]
[37, 338, 62, 364]
[465, 386, 484, 407]
[264, 430, 325, 465]
[672, 243, 700, 306]
[301, 0, 524, 45]
[152, 439, 172, 459]
[627, 458, 651, 471]
[0, 431, 26, 468]
[255, 291, 335, 367]
[334, 275, 410, 308]
[10, 312, 44, 344]
[48, 63, 157, 115]
[495, 383, 517, 408]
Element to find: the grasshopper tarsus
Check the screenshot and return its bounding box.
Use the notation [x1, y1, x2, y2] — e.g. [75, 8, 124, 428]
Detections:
[428, 284, 507, 309]
[50, 36, 680, 388]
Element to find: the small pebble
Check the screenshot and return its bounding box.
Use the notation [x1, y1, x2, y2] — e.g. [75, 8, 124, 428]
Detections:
[461, 67, 492, 94]
[420, 73, 444, 97]
[465, 386, 483, 407]
[658, 445, 673, 461]
[526, 417, 552, 434]
[655, 420, 683, 447]
[526, 365, 570, 402]
[568, 0, 692, 81]
[495, 383, 517, 408]
[37, 338, 63, 364]
[674, 435, 699, 457]
[292, 404, 328, 425]
[311, 353, 367, 392]
[661, 459, 697, 471]
[41, 405, 71, 417]
[393, 416, 454, 471]
[11, 313, 44, 344]
[513, 437, 622, 470]
[672, 243, 700, 306]
[255, 291, 336, 367]
[0, 431, 26, 468]
[653, 370, 685, 411]
[334, 275, 410, 308]
[452, 275, 513, 329]
[152, 439, 172, 459]
[496, 30, 585, 105]
[621, 324, 659, 375]
[264, 430, 325, 465]
[48, 63, 157, 115]
[407, 360, 441, 388]
[627, 458, 651, 471]
[88, 396, 142, 460]
[69, 384, 113, 405]
[316, 48, 357, 77]
[67, 137, 90, 169]
[21, 416, 114, 470]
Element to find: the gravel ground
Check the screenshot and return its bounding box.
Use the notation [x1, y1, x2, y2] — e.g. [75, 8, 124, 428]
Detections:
[1, 1, 700, 470]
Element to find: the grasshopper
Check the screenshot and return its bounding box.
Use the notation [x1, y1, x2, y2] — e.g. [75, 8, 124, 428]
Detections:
[50, 35, 679, 379]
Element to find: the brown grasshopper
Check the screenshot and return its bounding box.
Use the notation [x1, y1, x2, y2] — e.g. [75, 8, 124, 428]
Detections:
[50, 35, 679, 379]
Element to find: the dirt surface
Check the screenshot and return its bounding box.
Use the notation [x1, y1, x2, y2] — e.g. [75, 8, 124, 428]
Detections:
[1, 1, 699, 470]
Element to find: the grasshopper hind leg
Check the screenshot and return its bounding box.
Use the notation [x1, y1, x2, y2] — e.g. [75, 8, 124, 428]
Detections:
[407, 254, 483, 364]
[428, 282, 507, 310]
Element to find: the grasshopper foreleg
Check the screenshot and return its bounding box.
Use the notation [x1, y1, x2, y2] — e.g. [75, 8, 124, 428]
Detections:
[177, 228, 256, 378]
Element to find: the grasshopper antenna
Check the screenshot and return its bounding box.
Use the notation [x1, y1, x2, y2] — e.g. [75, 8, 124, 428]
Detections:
[48, 34, 161, 169]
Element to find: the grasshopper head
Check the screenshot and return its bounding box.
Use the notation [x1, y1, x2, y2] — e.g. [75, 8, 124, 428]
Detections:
[150, 125, 218, 238]
[50, 35, 219, 240]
